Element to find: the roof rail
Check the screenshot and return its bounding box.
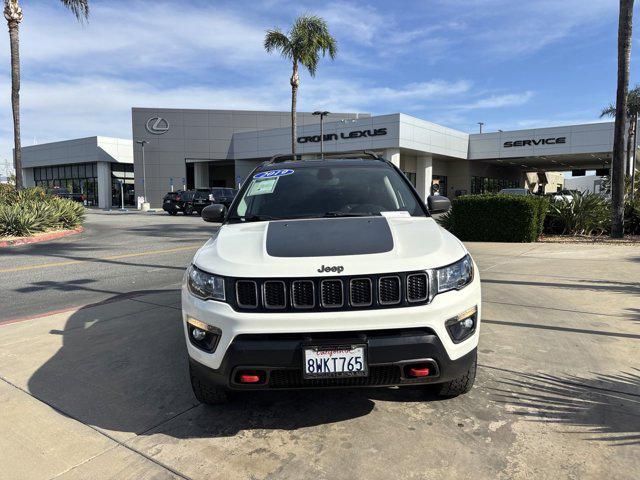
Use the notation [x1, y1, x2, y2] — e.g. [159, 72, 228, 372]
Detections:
[321, 150, 386, 162]
[267, 154, 298, 164]
[266, 151, 387, 165]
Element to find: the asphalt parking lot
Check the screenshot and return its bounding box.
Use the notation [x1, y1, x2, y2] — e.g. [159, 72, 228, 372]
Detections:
[0, 212, 639, 479]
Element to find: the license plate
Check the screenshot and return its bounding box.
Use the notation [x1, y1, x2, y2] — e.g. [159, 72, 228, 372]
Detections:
[303, 344, 367, 379]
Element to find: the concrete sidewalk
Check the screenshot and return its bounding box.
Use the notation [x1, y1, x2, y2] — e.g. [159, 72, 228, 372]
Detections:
[0, 243, 639, 479]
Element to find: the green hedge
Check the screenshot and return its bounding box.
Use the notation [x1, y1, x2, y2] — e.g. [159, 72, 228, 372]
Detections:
[447, 194, 549, 242]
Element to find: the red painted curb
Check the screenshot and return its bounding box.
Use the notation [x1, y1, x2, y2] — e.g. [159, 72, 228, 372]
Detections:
[0, 226, 84, 248]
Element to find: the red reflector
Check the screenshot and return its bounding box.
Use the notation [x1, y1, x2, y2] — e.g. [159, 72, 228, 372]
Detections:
[240, 374, 261, 384]
[409, 367, 430, 378]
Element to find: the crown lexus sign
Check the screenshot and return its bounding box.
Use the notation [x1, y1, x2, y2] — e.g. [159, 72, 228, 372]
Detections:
[146, 117, 170, 135]
[297, 128, 387, 144]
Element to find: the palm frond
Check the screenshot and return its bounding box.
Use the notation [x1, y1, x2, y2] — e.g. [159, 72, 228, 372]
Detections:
[600, 103, 616, 118]
[264, 28, 293, 59]
[59, 0, 89, 22]
[288, 14, 338, 77]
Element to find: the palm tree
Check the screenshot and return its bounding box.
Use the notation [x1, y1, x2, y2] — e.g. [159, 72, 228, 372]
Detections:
[264, 14, 337, 159]
[4, 0, 89, 189]
[610, 0, 635, 238]
[601, 85, 640, 196]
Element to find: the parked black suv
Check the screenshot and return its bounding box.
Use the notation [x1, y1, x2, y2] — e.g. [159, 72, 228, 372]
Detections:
[163, 190, 217, 216]
[193, 187, 238, 212]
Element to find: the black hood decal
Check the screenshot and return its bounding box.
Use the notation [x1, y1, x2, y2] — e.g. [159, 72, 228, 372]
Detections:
[266, 217, 394, 258]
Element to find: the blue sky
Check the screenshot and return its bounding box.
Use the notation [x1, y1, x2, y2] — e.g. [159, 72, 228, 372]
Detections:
[0, 0, 637, 164]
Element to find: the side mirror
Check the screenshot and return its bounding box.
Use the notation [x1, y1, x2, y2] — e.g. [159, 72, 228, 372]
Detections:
[201, 204, 226, 223]
[427, 195, 451, 214]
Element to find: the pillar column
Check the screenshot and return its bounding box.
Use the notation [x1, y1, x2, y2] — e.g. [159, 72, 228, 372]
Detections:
[22, 168, 35, 187]
[96, 161, 111, 209]
[384, 148, 401, 168]
[415, 155, 433, 201]
[194, 162, 209, 189]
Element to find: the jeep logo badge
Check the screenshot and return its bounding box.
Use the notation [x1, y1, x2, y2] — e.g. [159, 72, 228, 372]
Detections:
[145, 116, 170, 135]
[317, 265, 344, 274]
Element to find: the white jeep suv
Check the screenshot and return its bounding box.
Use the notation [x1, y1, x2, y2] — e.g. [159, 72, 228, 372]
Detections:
[182, 155, 481, 404]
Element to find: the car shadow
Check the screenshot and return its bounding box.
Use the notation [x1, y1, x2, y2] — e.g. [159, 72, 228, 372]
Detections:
[26, 289, 399, 439]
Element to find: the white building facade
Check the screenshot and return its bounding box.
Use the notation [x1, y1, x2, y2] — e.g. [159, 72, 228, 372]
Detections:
[130, 108, 617, 207]
[21, 136, 133, 208]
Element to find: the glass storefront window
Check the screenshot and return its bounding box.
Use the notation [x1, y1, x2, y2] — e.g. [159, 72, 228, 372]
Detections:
[470, 176, 519, 194]
[34, 162, 99, 206]
[111, 163, 135, 207]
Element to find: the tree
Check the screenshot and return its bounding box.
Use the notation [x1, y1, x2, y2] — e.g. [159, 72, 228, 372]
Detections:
[3, 0, 89, 189]
[610, 0, 635, 237]
[601, 85, 640, 201]
[264, 15, 337, 159]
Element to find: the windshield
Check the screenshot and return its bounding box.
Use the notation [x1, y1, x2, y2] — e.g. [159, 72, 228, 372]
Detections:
[228, 164, 425, 222]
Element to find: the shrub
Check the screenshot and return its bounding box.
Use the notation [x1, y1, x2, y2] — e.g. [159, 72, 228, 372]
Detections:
[435, 209, 454, 231]
[0, 203, 40, 237]
[545, 192, 611, 236]
[625, 200, 640, 235]
[49, 197, 85, 228]
[0, 186, 85, 237]
[445, 194, 548, 242]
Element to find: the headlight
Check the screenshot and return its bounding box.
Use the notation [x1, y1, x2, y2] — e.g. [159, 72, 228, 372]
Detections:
[187, 264, 225, 301]
[437, 255, 473, 293]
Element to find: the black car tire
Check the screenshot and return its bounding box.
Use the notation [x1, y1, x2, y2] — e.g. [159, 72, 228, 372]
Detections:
[168, 210, 177, 216]
[190, 365, 229, 405]
[435, 350, 477, 398]
[183, 205, 193, 215]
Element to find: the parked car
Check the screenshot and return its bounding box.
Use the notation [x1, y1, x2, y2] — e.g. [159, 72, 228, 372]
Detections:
[548, 189, 575, 203]
[163, 190, 201, 215]
[193, 187, 238, 211]
[183, 156, 481, 405]
[46, 187, 85, 203]
[162, 191, 185, 215]
[498, 188, 532, 196]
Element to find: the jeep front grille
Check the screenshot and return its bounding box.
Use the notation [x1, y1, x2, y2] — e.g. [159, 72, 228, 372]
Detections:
[236, 280, 258, 308]
[350, 278, 372, 307]
[291, 280, 315, 308]
[407, 273, 428, 302]
[263, 281, 286, 309]
[231, 270, 429, 313]
[379, 276, 401, 305]
[320, 279, 344, 308]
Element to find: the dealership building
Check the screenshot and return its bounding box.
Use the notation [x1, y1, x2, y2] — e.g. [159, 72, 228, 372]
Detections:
[21, 136, 133, 208]
[22, 108, 618, 208]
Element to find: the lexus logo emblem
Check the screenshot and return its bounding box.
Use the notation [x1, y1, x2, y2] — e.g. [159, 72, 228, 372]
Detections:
[145, 117, 170, 135]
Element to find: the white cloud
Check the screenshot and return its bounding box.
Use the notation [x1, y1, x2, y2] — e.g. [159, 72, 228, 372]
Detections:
[0, 2, 276, 73]
[456, 91, 535, 110]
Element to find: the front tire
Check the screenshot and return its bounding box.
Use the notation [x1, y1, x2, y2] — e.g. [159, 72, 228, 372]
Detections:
[436, 351, 477, 398]
[190, 364, 229, 405]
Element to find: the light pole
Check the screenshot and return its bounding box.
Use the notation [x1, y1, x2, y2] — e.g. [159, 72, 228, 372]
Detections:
[477, 122, 484, 133]
[136, 140, 148, 203]
[313, 111, 330, 159]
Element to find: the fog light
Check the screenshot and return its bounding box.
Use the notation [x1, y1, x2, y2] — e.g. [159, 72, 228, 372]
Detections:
[191, 328, 206, 341]
[185, 317, 221, 353]
[445, 306, 477, 344]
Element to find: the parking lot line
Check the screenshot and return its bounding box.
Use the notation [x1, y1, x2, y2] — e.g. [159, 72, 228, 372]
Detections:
[0, 244, 201, 274]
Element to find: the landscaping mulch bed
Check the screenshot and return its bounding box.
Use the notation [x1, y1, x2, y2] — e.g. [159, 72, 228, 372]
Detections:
[539, 234, 640, 245]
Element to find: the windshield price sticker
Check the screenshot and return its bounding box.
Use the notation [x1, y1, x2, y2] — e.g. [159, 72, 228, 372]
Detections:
[247, 177, 279, 196]
[254, 169, 294, 179]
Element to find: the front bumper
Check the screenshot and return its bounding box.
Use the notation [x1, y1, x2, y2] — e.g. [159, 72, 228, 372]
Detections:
[182, 273, 481, 389]
[189, 331, 477, 390]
